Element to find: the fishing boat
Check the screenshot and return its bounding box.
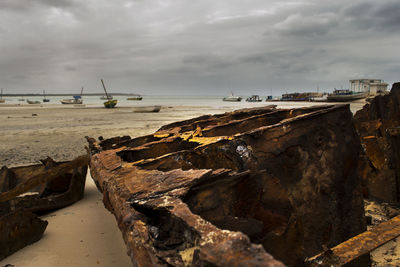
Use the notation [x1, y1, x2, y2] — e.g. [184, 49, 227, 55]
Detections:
[132, 105, 161, 113]
[43, 90, 50, 102]
[27, 99, 41, 104]
[246, 95, 262, 102]
[223, 92, 242, 102]
[60, 96, 83, 104]
[127, 95, 143, 100]
[327, 89, 368, 102]
[0, 88, 5, 103]
[101, 79, 117, 108]
[61, 87, 84, 104]
[104, 99, 118, 108]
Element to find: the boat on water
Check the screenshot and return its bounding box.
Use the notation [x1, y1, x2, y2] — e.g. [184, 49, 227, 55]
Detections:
[18, 98, 25, 101]
[223, 92, 242, 102]
[43, 90, 50, 102]
[27, 99, 41, 104]
[127, 95, 143, 100]
[0, 88, 5, 103]
[327, 89, 368, 102]
[132, 105, 161, 113]
[246, 95, 263, 102]
[101, 79, 117, 108]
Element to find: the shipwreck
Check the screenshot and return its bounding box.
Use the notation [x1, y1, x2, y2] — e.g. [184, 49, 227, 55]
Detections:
[0, 154, 89, 260]
[88, 104, 374, 266]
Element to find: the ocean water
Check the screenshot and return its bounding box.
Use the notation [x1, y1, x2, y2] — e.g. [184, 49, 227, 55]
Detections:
[1, 95, 365, 113]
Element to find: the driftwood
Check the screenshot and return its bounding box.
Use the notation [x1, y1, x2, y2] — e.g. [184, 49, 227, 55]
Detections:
[88, 104, 369, 266]
[0, 154, 89, 260]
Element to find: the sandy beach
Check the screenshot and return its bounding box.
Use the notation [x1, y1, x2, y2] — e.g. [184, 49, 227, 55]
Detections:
[0, 101, 375, 266]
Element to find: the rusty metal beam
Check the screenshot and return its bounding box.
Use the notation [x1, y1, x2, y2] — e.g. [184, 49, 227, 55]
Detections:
[306, 215, 400, 266]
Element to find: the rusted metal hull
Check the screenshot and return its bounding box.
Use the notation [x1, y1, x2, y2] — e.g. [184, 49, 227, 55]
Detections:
[88, 104, 368, 266]
[0, 154, 89, 259]
[0, 210, 48, 260]
[354, 82, 400, 203]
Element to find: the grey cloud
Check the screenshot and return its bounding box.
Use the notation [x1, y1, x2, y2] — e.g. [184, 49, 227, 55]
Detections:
[0, 0, 398, 94]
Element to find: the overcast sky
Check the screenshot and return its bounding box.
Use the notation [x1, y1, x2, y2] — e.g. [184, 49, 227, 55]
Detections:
[0, 0, 399, 95]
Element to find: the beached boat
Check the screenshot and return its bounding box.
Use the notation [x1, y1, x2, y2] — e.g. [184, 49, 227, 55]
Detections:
[281, 93, 312, 101]
[246, 95, 263, 102]
[0, 88, 5, 103]
[43, 90, 50, 102]
[223, 92, 242, 102]
[104, 99, 118, 108]
[327, 89, 368, 102]
[127, 95, 143, 100]
[60, 97, 83, 104]
[61, 87, 84, 104]
[132, 105, 161, 113]
[27, 99, 41, 104]
[101, 79, 117, 108]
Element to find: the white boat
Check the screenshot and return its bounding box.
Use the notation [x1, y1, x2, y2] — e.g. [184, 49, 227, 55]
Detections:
[327, 90, 368, 102]
[61, 88, 84, 104]
[223, 92, 242, 102]
[132, 105, 161, 113]
[60, 98, 83, 104]
[100, 95, 113, 100]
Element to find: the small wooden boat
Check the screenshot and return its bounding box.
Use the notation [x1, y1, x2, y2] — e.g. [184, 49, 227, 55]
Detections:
[101, 79, 117, 108]
[61, 88, 84, 104]
[132, 105, 161, 113]
[27, 100, 41, 104]
[43, 90, 50, 102]
[104, 99, 118, 108]
[127, 95, 143, 100]
[60, 98, 83, 104]
[246, 95, 262, 102]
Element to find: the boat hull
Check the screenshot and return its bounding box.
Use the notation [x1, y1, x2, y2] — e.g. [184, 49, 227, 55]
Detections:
[27, 100, 41, 104]
[132, 105, 161, 113]
[104, 99, 117, 108]
[223, 97, 242, 102]
[127, 96, 143, 100]
[60, 99, 83, 104]
[327, 92, 367, 102]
